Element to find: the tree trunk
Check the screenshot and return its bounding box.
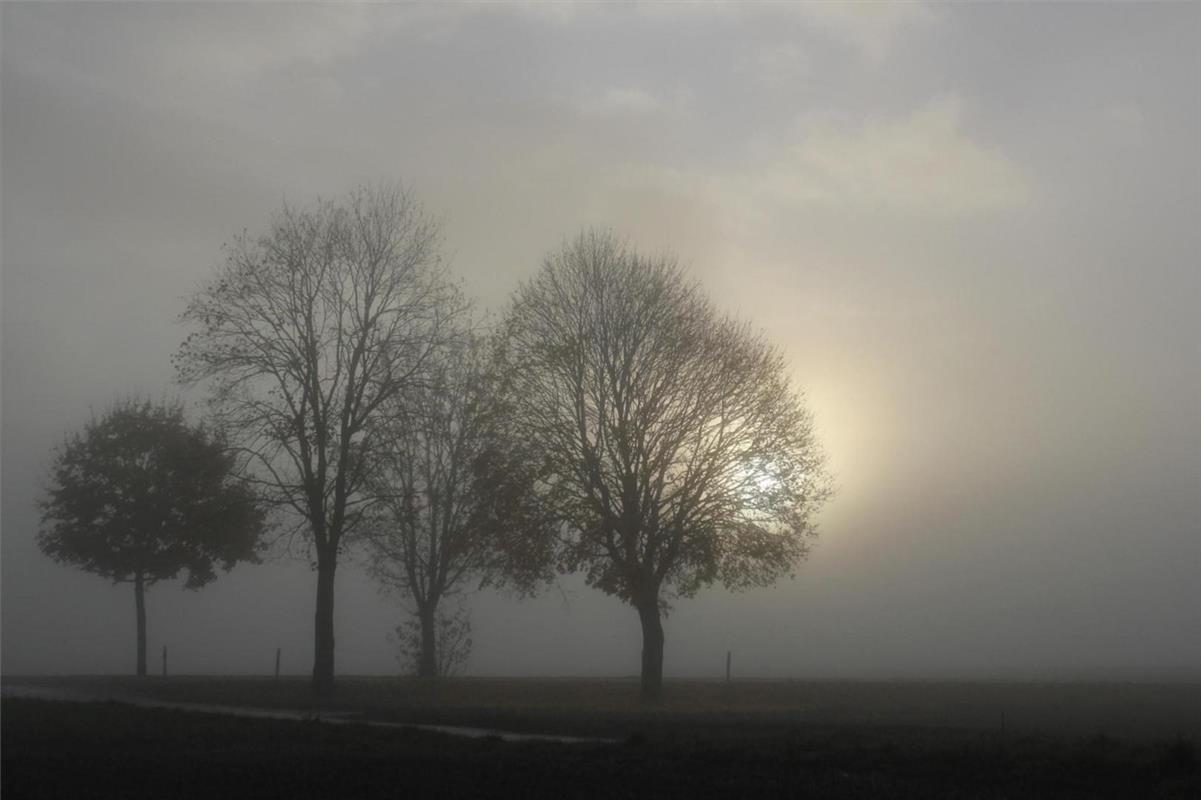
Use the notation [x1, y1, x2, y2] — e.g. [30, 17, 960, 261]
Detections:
[312, 550, 337, 697]
[134, 572, 147, 678]
[417, 605, 438, 679]
[637, 601, 664, 702]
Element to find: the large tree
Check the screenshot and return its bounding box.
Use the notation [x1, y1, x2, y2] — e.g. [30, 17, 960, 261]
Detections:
[499, 230, 832, 701]
[175, 184, 462, 696]
[365, 332, 554, 678]
[38, 399, 264, 677]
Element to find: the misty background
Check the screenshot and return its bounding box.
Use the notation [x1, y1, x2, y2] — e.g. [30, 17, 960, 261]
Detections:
[3, 3, 1198, 681]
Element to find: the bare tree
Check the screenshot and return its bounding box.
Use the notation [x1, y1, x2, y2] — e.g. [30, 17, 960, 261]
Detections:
[389, 601, 473, 678]
[498, 230, 832, 701]
[365, 332, 554, 678]
[175, 184, 462, 697]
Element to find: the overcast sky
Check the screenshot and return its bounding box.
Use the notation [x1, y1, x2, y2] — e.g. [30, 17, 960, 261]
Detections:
[3, 2, 1198, 681]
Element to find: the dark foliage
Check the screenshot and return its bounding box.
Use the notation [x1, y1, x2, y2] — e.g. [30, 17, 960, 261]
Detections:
[38, 399, 264, 589]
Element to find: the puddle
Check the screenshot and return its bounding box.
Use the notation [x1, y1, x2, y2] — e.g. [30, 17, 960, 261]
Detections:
[357, 719, 610, 744]
[1, 683, 613, 744]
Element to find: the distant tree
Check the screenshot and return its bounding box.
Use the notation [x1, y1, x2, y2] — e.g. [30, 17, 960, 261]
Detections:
[390, 602, 473, 678]
[498, 230, 832, 701]
[175, 184, 464, 696]
[365, 332, 554, 678]
[37, 399, 265, 677]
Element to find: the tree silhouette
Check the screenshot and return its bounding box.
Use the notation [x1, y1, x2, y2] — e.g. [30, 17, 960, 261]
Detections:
[390, 602, 473, 678]
[175, 184, 464, 696]
[499, 230, 831, 701]
[38, 399, 265, 677]
[365, 332, 555, 678]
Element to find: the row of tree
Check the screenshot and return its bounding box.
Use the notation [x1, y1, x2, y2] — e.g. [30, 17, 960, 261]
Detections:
[39, 184, 831, 701]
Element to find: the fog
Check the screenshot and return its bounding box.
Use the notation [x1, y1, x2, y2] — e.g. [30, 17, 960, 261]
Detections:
[3, 3, 1198, 681]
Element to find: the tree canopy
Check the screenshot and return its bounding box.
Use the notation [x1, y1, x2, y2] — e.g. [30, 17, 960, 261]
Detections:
[498, 230, 831, 699]
[174, 183, 465, 695]
[38, 399, 264, 589]
[365, 332, 555, 676]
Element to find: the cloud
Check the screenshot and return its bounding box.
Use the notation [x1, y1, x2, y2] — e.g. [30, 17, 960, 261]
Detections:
[752, 96, 1032, 217]
[796, 3, 939, 64]
[159, 5, 406, 81]
[738, 43, 810, 87]
[1103, 102, 1146, 141]
[611, 95, 1031, 225]
[579, 87, 665, 116]
[634, 2, 936, 63]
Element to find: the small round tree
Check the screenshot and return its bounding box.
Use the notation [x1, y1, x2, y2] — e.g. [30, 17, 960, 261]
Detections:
[38, 399, 266, 676]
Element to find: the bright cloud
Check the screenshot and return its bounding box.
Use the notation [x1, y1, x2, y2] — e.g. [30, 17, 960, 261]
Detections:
[758, 96, 1032, 216]
[619, 95, 1032, 222]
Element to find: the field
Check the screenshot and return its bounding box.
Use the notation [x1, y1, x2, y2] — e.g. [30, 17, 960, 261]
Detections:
[3, 676, 1199, 798]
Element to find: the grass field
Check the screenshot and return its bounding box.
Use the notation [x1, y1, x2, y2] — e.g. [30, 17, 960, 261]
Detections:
[3, 677, 1199, 798]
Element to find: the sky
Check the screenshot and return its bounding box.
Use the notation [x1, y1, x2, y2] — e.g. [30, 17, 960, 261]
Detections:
[2, 2, 1198, 681]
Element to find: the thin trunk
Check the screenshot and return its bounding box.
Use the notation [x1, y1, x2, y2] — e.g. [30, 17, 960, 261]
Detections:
[134, 572, 147, 678]
[637, 601, 664, 702]
[312, 548, 337, 697]
[417, 604, 438, 679]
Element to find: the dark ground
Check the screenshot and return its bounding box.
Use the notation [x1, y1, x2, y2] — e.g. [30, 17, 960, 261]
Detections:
[3, 677, 1199, 798]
